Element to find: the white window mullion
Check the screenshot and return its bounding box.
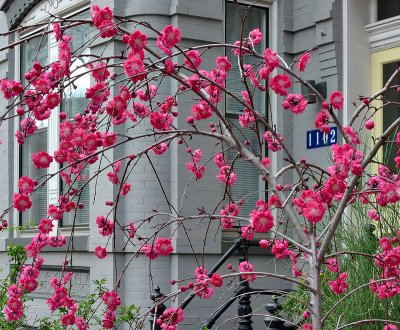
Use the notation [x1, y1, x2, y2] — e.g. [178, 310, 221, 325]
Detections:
[48, 35, 60, 235]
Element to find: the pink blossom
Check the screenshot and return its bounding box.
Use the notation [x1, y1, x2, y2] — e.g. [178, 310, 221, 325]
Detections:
[241, 225, 255, 240]
[20, 117, 38, 135]
[47, 205, 63, 220]
[48, 235, 66, 247]
[94, 245, 107, 259]
[296, 52, 310, 72]
[248, 28, 262, 45]
[282, 93, 308, 114]
[123, 58, 146, 82]
[150, 111, 173, 131]
[325, 258, 339, 272]
[141, 243, 159, 259]
[263, 48, 280, 69]
[160, 25, 182, 48]
[184, 50, 202, 69]
[13, 193, 32, 212]
[215, 56, 231, 71]
[365, 119, 375, 130]
[343, 125, 360, 145]
[38, 218, 54, 234]
[314, 111, 330, 134]
[128, 30, 148, 50]
[0, 79, 23, 99]
[262, 157, 271, 168]
[210, 273, 223, 287]
[4, 307, 23, 321]
[102, 291, 121, 311]
[259, 239, 270, 249]
[216, 166, 237, 186]
[303, 200, 326, 223]
[18, 176, 37, 194]
[239, 261, 256, 281]
[191, 101, 213, 120]
[251, 210, 274, 232]
[154, 238, 173, 256]
[330, 91, 344, 110]
[214, 153, 226, 168]
[121, 183, 131, 196]
[32, 151, 53, 169]
[157, 307, 184, 329]
[272, 239, 289, 259]
[328, 272, 348, 294]
[367, 209, 380, 221]
[128, 222, 136, 238]
[186, 162, 206, 180]
[90, 61, 110, 82]
[8, 284, 23, 298]
[379, 237, 392, 252]
[152, 143, 168, 155]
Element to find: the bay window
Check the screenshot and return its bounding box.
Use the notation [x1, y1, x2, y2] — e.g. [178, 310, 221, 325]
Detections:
[18, 8, 90, 228]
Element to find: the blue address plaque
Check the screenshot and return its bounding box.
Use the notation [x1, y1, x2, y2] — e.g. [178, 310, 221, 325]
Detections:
[306, 126, 337, 149]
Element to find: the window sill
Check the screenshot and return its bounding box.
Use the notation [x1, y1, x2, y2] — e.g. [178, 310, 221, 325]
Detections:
[366, 15, 400, 52]
[2, 234, 89, 252]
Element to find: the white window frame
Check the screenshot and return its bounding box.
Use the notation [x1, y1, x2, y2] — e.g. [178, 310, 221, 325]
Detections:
[221, 1, 277, 233]
[13, 0, 90, 237]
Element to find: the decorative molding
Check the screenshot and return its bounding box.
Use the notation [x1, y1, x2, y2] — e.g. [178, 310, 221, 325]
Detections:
[366, 15, 400, 52]
[30, 266, 90, 299]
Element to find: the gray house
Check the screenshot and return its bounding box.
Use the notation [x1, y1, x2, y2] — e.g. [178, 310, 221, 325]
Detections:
[0, 0, 398, 328]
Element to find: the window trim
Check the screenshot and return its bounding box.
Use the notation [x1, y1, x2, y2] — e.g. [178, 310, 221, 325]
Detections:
[370, 47, 400, 170]
[222, 0, 275, 224]
[13, 1, 90, 237]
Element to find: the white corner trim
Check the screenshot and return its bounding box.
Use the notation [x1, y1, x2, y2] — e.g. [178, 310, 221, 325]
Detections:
[365, 15, 400, 52]
[342, 0, 348, 127]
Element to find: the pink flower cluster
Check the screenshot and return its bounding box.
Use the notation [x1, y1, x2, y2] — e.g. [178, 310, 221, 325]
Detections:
[91, 5, 117, 38]
[96, 215, 115, 236]
[140, 237, 173, 260]
[328, 272, 348, 295]
[102, 291, 121, 328]
[293, 189, 327, 223]
[156, 25, 182, 55]
[370, 236, 400, 299]
[220, 202, 239, 229]
[239, 261, 256, 281]
[191, 266, 223, 299]
[186, 148, 206, 180]
[156, 307, 184, 330]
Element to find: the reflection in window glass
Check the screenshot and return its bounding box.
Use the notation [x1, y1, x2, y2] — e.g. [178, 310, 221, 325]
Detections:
[20, 35, 49, 226]
[21, 130, 48, 226]
[377, 0, 400, 21]
[225, 2, 268, 115]
[21, 33, 48, 76]
[382, 62, 400, 170]
[224, 3, 268, 218]
[61, 10, 90, 226]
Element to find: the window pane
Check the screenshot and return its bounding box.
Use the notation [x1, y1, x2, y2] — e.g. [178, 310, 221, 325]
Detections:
[378, 0, 400, 21]
[61, 10, 90, 225]
[224, 3, 267, 219]
[21, 33, 48, 78]
[21, 130, 48, 226]
[62, 10, 91, 118]
[382, 62, 400, 170]
[62, 167, 90, 226]
[225, 3, 267, 115]
[20, 35, 49, 227]
[226, 119, 262, 218]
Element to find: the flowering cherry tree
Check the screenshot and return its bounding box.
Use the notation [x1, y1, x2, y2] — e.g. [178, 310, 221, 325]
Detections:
[1, 3, 400, 330]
